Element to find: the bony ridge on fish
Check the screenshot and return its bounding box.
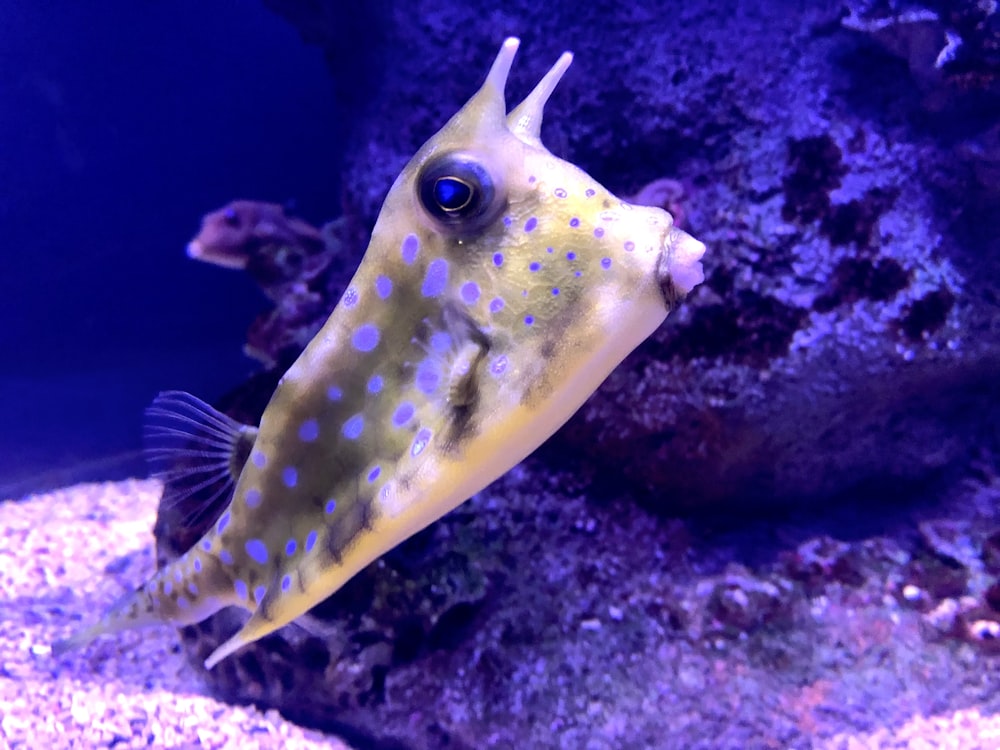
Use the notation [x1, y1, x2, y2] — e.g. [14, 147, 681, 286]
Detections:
[53, 37, 706, 669]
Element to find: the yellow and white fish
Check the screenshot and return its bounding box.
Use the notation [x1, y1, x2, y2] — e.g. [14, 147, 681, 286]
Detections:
[54, 38, 706, 669]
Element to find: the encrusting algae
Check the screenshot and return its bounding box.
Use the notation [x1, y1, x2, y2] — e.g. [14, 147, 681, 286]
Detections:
[53, 38, 706, 670]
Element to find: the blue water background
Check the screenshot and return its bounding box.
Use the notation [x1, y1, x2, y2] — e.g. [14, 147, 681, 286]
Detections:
[0, 3, 339, 496]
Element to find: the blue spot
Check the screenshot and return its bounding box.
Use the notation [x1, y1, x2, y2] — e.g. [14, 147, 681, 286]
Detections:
[491, 355, 508, 376]
[285, 538, 297, 556]
[569, 217, 580, 228]
[401, 233, 420, 264]
[376, 275, 393, 299]
[342, 286, 359, 308]
[188, 582, 199, 596]
[421, 258, 450, 298]
[528, 175, 536, 183]
[201, 539, 212, 552]
[489, 297, 505, 314]
[566, 251, 576, 261]
[412, 428, 432, 457]
[503, 216, 513, 227]
[164, 581, 173, 595]
[493, 252, 504, 267]
[624, 240, 636, 252]
[594, 227, 605, 238]
[430, 331, 452, 352]
[601, 257, 612, 269]
[282, 466, 298, 488]
[352, 323, 381, 352]
[416, 359, 441, 394]
[525, 315, 535, 326]
[529, 261, 541, 272]
[554, 187, 567, 198]
[252, 450, 267, 468]
[368, 466, 381, 483]
[254, 585, 267, 603]
[217, 511, 231, 534]
[234, 580, 248, 600]
[177, 596, 190, 610]
[174, 569, 183, 582]
[343, 414, 364, 440]
[392, 402, 415, 427]
[586, 188, 596, 197]
[368, 374, 384, 394]
[325, 498, 337, 514]
[245, 539, 269, 565]
[193, 558, 203, 573]
[327, 385, 343, 401]
[305, 530, 318, 552]
[575, 270, 583, 278]
[524, 217, 537, 232]
[220, 549, 234, 566]
[461, 281, 480, 304]
[546, 246, 554, 254]
[298, 419, 319, 442]
[282, 575, 292, 592]
[245, 488, 262, 508]
[552, 287, 560, 296]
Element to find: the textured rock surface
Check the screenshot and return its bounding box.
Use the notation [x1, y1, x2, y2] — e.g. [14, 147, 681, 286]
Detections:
[259, 0, 1000, 506]
[150, 0, 1000, 745]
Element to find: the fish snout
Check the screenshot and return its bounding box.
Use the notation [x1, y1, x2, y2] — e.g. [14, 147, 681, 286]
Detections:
[656, 223, 706, 309]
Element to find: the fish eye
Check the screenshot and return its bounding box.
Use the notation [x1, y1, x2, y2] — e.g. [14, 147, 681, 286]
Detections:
[416, 152, 504, 232]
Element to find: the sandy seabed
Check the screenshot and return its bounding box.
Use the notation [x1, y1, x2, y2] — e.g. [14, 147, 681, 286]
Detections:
[0, 479, 351, 750]
[2, 478, 1000, 749]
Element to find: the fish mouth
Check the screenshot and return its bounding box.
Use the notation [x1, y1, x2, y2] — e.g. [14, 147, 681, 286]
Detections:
[656, 225, 706, 309]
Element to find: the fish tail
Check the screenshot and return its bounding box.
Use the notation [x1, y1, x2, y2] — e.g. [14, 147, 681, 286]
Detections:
[51, 584, 164, 658]
[53, 545, 234, 659]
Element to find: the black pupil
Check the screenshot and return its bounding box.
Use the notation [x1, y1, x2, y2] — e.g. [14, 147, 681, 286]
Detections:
[434, 177, 473, 211]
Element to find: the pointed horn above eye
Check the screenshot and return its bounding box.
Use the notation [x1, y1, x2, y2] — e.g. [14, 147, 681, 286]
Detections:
[484, 37, 521, 101]
[508, 50, 573, 142]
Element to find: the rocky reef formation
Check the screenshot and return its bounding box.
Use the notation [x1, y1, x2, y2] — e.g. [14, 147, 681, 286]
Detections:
[154, 0, 1000, 746]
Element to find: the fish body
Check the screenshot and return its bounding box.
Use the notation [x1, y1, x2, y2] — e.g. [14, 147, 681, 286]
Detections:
[54, 38, 706, 669]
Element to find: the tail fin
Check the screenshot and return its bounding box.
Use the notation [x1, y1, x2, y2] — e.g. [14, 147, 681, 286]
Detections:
[52, 584, 164, 657]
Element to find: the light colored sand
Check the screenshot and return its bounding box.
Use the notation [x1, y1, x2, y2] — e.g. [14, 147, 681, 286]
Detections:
[0, 478, 350, 750]
[3, 478, 999, 749]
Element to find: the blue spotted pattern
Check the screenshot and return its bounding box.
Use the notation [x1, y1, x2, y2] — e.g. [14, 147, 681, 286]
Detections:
[416, 359, 441, 394]
[392, 402, 414, 427]
[343, 414, 365, 440]
[298, 419, 319, 442]
[285, 539, 297, 556]
[461, 281, 480, 304]
[282, 466, 298, 488]
[234, 580, 248, 600]
[368, 374, 384, 394]
[245, 539, 269, 565]
[375, 275, 393, 299]
[352, 323, 381, 352]
[245, 488, 262, 508]
[305, 530, 318, 552]
[220, 549, 234, 565]
[401, 233, 420, 264]
[325, 498, 337, 514]
[422, 258, 450, 298]
[217, 511, 231, 534]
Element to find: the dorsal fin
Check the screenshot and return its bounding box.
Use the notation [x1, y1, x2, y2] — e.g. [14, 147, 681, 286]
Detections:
[143, 391, 257, 528]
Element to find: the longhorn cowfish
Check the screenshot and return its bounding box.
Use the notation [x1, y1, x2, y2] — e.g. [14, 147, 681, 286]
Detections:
[54, 38, 706, 669]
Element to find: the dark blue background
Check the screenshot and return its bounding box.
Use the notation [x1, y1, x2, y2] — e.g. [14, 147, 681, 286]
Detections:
[0, 2, 339, 496]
